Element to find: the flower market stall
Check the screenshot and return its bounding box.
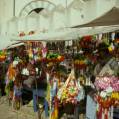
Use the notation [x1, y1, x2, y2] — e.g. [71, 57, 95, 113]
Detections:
[0, 26, 118, 119]
[0, 1, 119, 118]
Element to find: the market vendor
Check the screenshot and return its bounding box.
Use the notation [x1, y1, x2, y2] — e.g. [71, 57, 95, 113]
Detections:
[25, 62, 48, 118]
[94, 42, 112, 76]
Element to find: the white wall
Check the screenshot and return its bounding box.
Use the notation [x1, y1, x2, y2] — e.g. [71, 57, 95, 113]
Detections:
[15, 0, 33, 16]
[96, 0, 116, 16]
[70, 0, 116, 26]
[0, 0, 117, 34]
[0, 0, 13, 23]
[69, 0, 98, 26]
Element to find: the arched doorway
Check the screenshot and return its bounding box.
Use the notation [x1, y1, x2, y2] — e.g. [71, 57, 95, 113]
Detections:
[19, 0, 56, 17]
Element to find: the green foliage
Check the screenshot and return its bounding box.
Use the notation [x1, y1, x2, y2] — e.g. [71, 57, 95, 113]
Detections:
[47, 53, 59, 59]
[73, 54, 86, 60]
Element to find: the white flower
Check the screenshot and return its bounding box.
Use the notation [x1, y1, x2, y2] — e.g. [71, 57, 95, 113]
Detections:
[100, 91, 107, 98]
[13, 60, 19, 67]
[105, 87, 113, 96]
[22, 68, 29, 76]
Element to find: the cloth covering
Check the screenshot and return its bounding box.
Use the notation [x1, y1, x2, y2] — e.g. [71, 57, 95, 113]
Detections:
[86, 95, 97, 119]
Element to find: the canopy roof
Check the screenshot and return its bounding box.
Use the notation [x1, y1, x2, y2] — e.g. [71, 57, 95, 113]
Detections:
[11, 25, 119, 41]
[73, 7, 119, 28]
[0, 35, 19, 50]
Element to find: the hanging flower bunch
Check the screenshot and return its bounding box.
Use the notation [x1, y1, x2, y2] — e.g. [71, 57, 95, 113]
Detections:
[79, 35, 96, 49]
[73, 54, 88, 69]
[7, 63, 16, 81]
[0, 50, 7, 62]
[25, 41, 46, 61]
[46, 53, 64, 62]
[7, 57, 21, 81]
[81, 35, 92, 42]
[77, 35, 97, 64]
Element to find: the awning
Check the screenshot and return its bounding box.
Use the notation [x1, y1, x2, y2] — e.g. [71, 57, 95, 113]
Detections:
[11, 25, 119, 41]
[73, 7, 119, 28]
[0, 35, 21, 50]
[6, 42, 25, 49]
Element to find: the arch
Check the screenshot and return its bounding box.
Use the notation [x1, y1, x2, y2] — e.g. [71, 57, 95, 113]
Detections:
[19, 0, 56, 17]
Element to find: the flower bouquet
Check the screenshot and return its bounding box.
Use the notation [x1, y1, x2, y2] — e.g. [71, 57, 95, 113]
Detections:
[95, 76, 119, 91]
[73, 54, 88, 69]
[58, 69, 79, 104]
[111, 92, 119, 106]
[95, 75, 119, 119]
[46, 53, 64, 63]
[0, 50, 7, 62]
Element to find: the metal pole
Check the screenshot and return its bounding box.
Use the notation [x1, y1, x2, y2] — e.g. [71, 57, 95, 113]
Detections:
[13, 0, 16, 16]
[65, 0, 68, 27]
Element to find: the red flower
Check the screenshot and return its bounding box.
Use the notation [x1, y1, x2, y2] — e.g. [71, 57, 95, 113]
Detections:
[83, 35, 92, 42]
